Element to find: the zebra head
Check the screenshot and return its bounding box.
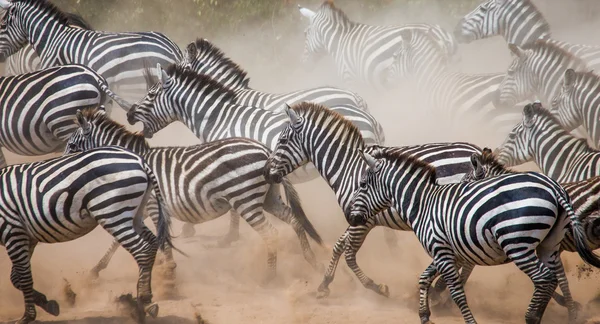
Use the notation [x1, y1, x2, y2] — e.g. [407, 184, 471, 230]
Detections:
[298, 4, 328, 66]
[127, 63, 175, 138]
[495, 44, 535, 109]
[494, 102, 541, 166]
[347, 151, 389, 226]
[461, 151, 487, 183]
[0, 1, 28, 62]
[454, 0, 503, 44]
[550, 68, 583, 131]
[460, 148, 509, 183]
[65, 106, 108, 155]
[264, 105, 308, 184]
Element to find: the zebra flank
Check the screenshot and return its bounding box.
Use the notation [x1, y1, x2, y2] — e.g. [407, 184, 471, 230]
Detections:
[0, 145, 170, 324]
[349, 147, 600, 323]
[496, 102, 600, 183]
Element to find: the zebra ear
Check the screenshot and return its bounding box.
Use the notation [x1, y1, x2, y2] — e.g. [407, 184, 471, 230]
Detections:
[508, 43, 526, 59]
[186, 42, 198, 60]
[0, 0, 12, 9]
[470, 153, 484, 177]
[564, 69, 576, 87]
[156, 63, 170, 89]
[76, 109, 91, 133]
[361, 151, 379, 171]
[523, 103, 537, 127]
[98, 105, 106, 113]
[287, 107, 300, 125]
[298, 5, 316, 21]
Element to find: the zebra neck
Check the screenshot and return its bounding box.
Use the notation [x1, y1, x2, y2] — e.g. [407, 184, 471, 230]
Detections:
[503, 0, 551, 45]
[23, 12, 71, 66]
[388, 170, 433, 228]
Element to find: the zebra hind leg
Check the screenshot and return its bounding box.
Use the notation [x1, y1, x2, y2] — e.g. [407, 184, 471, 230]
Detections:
[316, 230, 348, 299]
[238, 208, 279, 285]
[431, 263, 475, 308]
[263, 190, 322, 272]
[435, 259, 477, 324]
[418, 262, 439, 324]
[343, 222, 390, 297]
[202, 212, 241, 248]
[539, 250, 578, 323]
[89, 239, 120, 279]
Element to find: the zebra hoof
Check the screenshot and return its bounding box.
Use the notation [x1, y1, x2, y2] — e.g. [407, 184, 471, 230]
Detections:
[145, 303, 159, 319]
[316, 288, 330, 299]
[378, 284, 390, 297]
[45, 300, 60, 316]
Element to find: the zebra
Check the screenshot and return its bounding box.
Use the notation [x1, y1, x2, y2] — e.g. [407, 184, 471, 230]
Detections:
[64, 106, 324, 283]
[551, 69, 600, 149]
[0, 63, 131, 168]
[297, 1, 459, 90]
[454, 0, 600, 69]
[444, 147, 600, 310]
[0, 145, 172, 324]
[0, 0, 183, 103]
[126, 63, 382, 182]
[385, 27, 522, 135]
[495, 102, 600, 183]
[262, 101, 482, 298]
[174, 37, 385, 238]
[4, 11, 93, 76]
[347, 148, 600, 324]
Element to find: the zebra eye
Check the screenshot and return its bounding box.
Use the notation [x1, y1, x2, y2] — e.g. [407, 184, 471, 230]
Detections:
[360, 180, 367, 189]
[279, 137, 288, 145]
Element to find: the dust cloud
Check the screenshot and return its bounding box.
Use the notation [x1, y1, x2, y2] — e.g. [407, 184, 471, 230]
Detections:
[2, 1, 600, 323]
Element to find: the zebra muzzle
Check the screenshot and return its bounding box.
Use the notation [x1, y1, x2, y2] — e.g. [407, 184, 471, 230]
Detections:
[347, 211, 367, 227]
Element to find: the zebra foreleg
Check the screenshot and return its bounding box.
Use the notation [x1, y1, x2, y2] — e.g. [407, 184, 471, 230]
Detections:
[89, 239, 120, 279]
[202, 212, 241, 248]
[430, 263, 475, 307]
[317, 230, 348, 299]
[418, 262, 440, 324]
[435, 259, 477, 324]
[343, 222, 390, 297]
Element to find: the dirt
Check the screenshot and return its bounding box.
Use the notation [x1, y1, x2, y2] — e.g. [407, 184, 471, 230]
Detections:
[3, 0, 600, 323]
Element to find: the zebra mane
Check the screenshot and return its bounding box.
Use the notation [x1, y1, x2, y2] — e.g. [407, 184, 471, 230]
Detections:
[523, 39, 587, 69]
[78, 107, 148, 147]
[372, 150, 438, 184]
[292, 102, 365, 150]
[13, 0, 72, 26]
[63, 12, 93, 30]
[478, 149, 514, 174]
[572, 70, 600, 88]
[191, 39, 251, 88]
[319, 1, 355, 29]
[164, 64, 238, 102]
[515, 0, 551, 35]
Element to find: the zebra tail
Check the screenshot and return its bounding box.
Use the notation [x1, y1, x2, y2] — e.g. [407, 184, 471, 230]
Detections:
[97, 78, 133, 112]
[281, 177, 324, 247]
[143, 163, 189, 257]
[559, 189, 600, 268]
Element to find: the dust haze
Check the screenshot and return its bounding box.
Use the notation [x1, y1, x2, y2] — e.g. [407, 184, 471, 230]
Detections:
[1, 0, 600, 323]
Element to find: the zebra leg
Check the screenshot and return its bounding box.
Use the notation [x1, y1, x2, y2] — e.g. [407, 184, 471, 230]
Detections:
[431, 263, 475, 307]
[145, 195, 177, 274]
[264, 192, 322, 272]
[239, 208, 278, 285]
[540, 250, 578, 322]
[435, 259, 477, 324]
[203, 212, 241, 248]
[317, 230, 348, 299]
[418, 262, 440, 324]
[343, 222, 390, 297]
[511, 254, 557, 324]
[89, 239, 120, 279]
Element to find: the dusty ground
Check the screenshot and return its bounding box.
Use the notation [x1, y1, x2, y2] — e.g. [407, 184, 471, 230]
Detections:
[2, 0, 600, 323]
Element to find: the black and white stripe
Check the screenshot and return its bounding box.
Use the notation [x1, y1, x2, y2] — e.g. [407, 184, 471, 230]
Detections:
[495, 102, 600, 183]
[0, 0, 183, 102]
[127, 64, 383, 185]
[386, 27, 521, 134]
[64, 107, 324, 282]
[297, 1, 458, 90]
[0, 145, 172, 324]
[348, 144, 600, 323]
[262, 102, 481, 298]
[0, 63, 130, 167]
[454, 0, 600, 69]
[3, 11, 93, 76]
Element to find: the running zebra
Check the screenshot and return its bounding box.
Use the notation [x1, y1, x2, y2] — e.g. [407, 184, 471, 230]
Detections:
[65, 107, 324, 282]
[347, 148, 600, 324]
[262, 101, 481, 298]
[0, 0, 183, 102]
[126, 63, 383, 183]
[552, 69, 600, 148]
[495, 102, 600, 183]
[495, 39, 588, 110]
[0, 145, 172, 324]
[298, 1, 458, 90]
[4, 11, 93, 76]
[0, 63, 131, 168]
[454, 0, 600, 69]
[385, 27, 521, 134]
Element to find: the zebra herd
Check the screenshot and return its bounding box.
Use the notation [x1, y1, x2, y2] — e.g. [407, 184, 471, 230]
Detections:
[1, 0, 600, 323]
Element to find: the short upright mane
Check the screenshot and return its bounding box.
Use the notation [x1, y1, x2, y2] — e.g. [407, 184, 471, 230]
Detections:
[374, 149, 438, 183]
[164, 64, 238, 102]
[78, 107, 146, 145]
[525, 39, 588, 68]
[292, 102, 364, 149]
[319, 1, 355, 29]
[574, 70, 600, 86]
[479, 150, 512, 173]
[192, 39, 251, 88]
[14, 0, 72, 26]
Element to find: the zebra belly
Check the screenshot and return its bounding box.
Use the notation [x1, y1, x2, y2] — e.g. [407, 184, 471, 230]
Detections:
[22, 211, 98, 244]
[0, 125, 66, 156]
[163, 196, 232, 224]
